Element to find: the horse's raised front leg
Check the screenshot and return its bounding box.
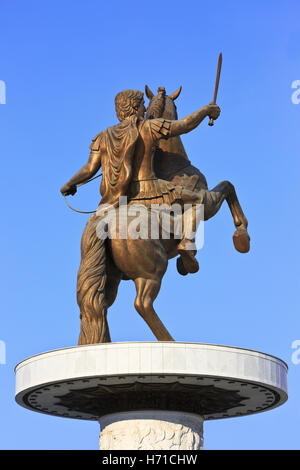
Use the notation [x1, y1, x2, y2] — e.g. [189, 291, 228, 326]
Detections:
[204, 181, 250, 253]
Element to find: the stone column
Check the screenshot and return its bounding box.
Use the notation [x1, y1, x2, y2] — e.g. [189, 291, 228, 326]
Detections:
[99, 410, 204, 450]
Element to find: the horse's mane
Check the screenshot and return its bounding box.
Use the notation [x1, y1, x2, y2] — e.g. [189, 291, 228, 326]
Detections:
[146, 88, 166, 119]
[146, 87, 178, 121]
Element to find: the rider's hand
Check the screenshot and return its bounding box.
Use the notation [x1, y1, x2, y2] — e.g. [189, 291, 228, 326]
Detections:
[60, 183, 77, 196]
[207, 103, 221, 120]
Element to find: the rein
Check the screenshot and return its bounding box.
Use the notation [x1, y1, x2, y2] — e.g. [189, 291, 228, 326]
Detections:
[63, 173, 102, 214]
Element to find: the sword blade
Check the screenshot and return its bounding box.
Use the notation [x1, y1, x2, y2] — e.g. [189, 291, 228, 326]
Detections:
[212, 52, 222, 104]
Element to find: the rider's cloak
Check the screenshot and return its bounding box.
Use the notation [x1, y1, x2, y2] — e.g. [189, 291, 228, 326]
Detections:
[89, 115, 139, 210]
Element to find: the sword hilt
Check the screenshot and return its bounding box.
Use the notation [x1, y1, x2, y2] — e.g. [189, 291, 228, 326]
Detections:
[208, 101, 216, 126]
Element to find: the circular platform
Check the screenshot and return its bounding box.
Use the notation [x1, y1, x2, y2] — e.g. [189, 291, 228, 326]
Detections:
[15, 342, 288, 421]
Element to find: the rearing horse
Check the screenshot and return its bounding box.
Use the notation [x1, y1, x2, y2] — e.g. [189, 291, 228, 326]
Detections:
[145, 85, 250, 254]
[76, 89, 250, 345]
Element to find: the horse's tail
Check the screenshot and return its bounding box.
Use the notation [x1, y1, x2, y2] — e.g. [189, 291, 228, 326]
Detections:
[77, 214, 111, 344]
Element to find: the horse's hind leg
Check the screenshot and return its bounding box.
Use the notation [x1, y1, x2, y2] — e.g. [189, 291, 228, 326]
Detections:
[105, 252, 122, 309]
[111, 234, 173, 341]
[134, 277, 174, 341]
[204, 181, 250, 253]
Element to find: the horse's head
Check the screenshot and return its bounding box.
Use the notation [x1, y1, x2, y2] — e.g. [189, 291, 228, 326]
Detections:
[145, 85, 182, 121]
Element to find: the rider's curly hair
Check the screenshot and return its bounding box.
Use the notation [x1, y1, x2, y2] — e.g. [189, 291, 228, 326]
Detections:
[115, 89, 144, 122]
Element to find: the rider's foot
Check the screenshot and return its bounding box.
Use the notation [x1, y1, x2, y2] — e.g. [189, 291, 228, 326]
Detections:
[233, 227, 250, 253]
[177, 249, 199, 274]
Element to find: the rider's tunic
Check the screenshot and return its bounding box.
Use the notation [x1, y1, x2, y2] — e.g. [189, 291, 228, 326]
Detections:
[128, 177, 183, 207]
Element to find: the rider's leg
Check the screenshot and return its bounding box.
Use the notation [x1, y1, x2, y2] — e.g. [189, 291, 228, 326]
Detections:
[176, 189, 204, 274]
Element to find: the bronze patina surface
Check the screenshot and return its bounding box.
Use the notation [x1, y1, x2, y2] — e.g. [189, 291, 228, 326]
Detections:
[61, 60, 250, 344]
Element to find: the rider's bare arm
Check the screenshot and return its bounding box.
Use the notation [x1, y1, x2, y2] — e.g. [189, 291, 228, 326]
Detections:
[169, 104, 220, 137]
[60, 149, 101, 196]
[148, 104, 220, 142]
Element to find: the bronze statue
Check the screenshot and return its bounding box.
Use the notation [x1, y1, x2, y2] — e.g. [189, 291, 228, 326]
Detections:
[61, 69, 250, 345]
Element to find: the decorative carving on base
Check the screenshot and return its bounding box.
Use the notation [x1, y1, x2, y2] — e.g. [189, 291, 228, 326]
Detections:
[99, 411, 204, 450]
[54, 380, 247, 417]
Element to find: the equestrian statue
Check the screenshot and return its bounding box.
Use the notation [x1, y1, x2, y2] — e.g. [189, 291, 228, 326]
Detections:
[60, 56, 250, 344]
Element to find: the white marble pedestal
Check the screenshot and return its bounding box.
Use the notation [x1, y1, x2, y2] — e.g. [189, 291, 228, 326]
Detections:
[15, 342, 288, 450]
[99, 410, 204, 450]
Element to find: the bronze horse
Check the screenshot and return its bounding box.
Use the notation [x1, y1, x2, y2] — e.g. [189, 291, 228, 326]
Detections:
[145, 85, 250, 250]
[77, 88, 250, 345]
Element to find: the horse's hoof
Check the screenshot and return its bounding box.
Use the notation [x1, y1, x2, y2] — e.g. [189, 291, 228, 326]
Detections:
[178, 250, 199, 274]
[177, 256, 188, 276]
[233, 228, 250, 253]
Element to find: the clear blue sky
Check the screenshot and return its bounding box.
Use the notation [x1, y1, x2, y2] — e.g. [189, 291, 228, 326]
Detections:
[0, 0, 299, 449]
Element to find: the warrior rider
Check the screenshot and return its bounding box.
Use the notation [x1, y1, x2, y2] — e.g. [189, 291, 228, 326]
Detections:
[60, 89, 220, 274]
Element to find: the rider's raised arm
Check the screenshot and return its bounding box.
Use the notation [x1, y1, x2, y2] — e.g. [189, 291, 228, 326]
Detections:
[148, 104, 220, 142]
[169, 106, 212, 136]
[60, 133, 102, 196]
[169, 104, 221, 137]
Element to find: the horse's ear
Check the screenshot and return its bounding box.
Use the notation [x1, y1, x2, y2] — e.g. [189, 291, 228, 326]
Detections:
[169, 86, 182, 101]
[145, 84, 154, 100]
